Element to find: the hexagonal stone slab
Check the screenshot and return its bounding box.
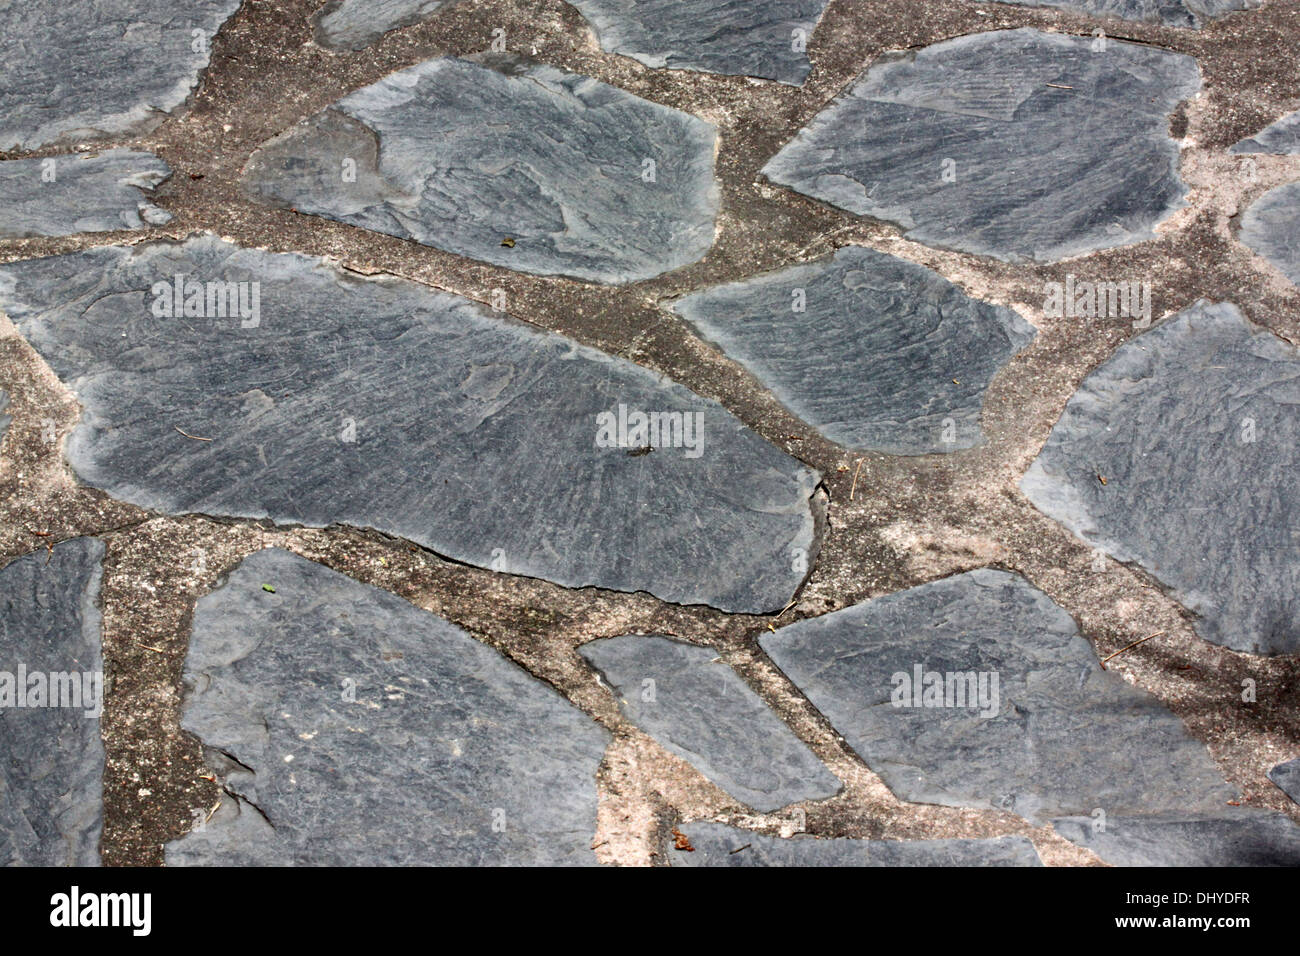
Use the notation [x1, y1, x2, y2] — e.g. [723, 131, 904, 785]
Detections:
[963, 0, 1254, 29]
[0, 0, 242, 151]
[165, 549, 609, 865]
[1239, 182, 1300, 287]
[312, 0, 457, 50]
[1053, 810, 1300, 866]
[242, 56, 719, 284]
[666, 823, 1042, 866]
[760, 569, 1236, 824]
[671, 246, 1035, 453]
[569, 0, 830, 85]
[1269, 758, 1300, 805]
[580, 635, 840, 811]
[1231, 111, 1300, 154]
[1, 538, 105, 867]
[1022, 302, 1300, 655]
[0, 236, 818, 613]
[762, 29, 1200, 263]
[0, 151, 171, 239]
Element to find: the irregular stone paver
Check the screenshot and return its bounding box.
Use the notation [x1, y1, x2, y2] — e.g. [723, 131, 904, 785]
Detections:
[0, 538, 105, 867]
[667, 823, 1043, 866]
[1053, 810, 1300, 866]
[242, 56, 719, 284]
[1022, 302, 1300, 655]
[759, 569, 1236, 824]
[1239, 182, 1300, 287]
[312, 0, 456, 50]
[762, 29, 1200, 263]
[1231, 110, 1300, 154]
[0, 236, 818, 613]
[0, 151, 172, 239]
[569, 0, 830, 85]
[1269, 758, 1300, 805]
[0, 0, 242, 151]
[165, 549, 609, 865]
[966, 0, 1254, 29]
[580, 635, 840, 811]
[671, 246, 1035, 453]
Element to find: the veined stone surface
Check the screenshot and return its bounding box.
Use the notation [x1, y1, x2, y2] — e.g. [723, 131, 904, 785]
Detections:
[568, 0, 831, 85]
[0, 0, 243, 151]
[0, 538, 105, 867]
[1022, 302, 1300, 655]
[580, 635, 840, 811]
[760, 569, 1236, 824]
[965, 0, 1255, 28]
[762, 29, 1200, 263]
[671, 246, 1035, 453]
[165, 549, 610, 866]
[242, 56, 719, 284]
[0, 236, 818, 613]
[1238, 181, 1300, 287]
[1231, 110, 1300, 154]
[1268, 758, 1300, 805]
[1053, 810, 1300, 866]
[312, 0, 456, 50]
[0, 151, 172, 239]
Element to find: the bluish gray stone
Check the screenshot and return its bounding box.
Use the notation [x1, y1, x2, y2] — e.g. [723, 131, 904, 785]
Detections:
[1239, 181, 1300, 287]
[569, 0, 830, 85]
[1053, 810, 1300, 866]
[667, 823, 1042, 866]
[1268, 758, 1300, 805]
[966, 0, 1254, 29]
[0, 537, 105, 867]
[580, 635, 840, 811]
[312, 0, 456, 50]
[242, 56, 719, 284]
[0, 0, 243, 151]
[762, 29, 1200, 263]
[0, 151, 172, 239]
[165, 549, 609, 866]
[1231, 111, 1300, 154]
[1022, 302, 1300, 655]
[0, 236, 818, 613]
[671, 246, 1035, 453]
[760, 569, 1236, 824]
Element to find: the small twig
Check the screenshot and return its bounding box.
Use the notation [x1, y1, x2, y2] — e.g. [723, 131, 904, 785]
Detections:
[136, 643, 167, 654]
[729, 844, 751, 855]
[173, 425, 213, 442]
[849, 458, 864, 500]
[778, 598, 799, 616]
[27, 528, 52, 537]
[1046, 83, 1074, 90]
[1099, 631, 1164, 669]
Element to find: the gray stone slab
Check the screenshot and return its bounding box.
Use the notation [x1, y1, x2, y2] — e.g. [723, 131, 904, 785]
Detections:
[1053, 809, 1300, 866]
[165, 548, 609, 865]
[312, 0, 456, 50]
[671, 246, 1035, 453]
[0, 537, 105, 867]
[1231, 110, 1300, 154]
[569, 0, 830, 85]
[0, 0, 242, 152]
[760, 569, 1236, 824]
[1022, 301, 1300, 655]
[1239, 181, 1300, 287]
[242, 55, 718, 284]
[965, 0, 1254, 29]
[0, 235, 818, 613]
[667, 822, 1043, 866]
[762, 28, 1200, 263]
[580, 635, 840, 811]
[0, 150, 172, 239]
[1268, 758, 1300, 805]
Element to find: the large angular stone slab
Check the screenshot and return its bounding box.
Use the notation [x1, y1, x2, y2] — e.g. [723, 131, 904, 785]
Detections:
[165, 549, 610, 865]
[671, 246, 1035, 453]
[0, 537, 105, 867]
[1053, 810, 1300, 866]
[580, 635, 840, 811]
[762, 29, 1200, 263]
[1231, 111, 1300, 154]
[1022, 302, 1300, 655]
[0, 0, 242, 152]
[1239, 182, 1300, 287]
[760, 569, 1236, 824]
[0, 151, 172, 239]
[0, 236, 818, 613]
[312, 0, 456, 50]
[242, 56, 719, 284]
[965, 0, 1254, 29]
[667, 823, 1042, 866]
[1268, 758, 1300, 805]
[569, 0, 830, 85]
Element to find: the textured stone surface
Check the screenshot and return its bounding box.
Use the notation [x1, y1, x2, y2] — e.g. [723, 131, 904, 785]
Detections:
[1053, 810, 1300, 866]
[0, 151, 172, 239]
[967, 0, 1254, 28]
[569, 0, 830, 85]
[166, 549, 609, 865]
[0, 236, 818, 613]
[1268, 758, 1300, 805]
[312, 0, 456, 49]
[760, 569, 1236, 824]
[1022, 302, 1300, 655]
[0, 0, 243, 151]
[1239, 182, 1300, 287]
[1231, 110, 1300, 154]
[580, 635, 840, 811]
[667, 823, 1042, 866]
[672, 246, 1035, 453]
[0, 538, 105, 867]
[243, 56, 718, 284]
[762, 29, 1199, 263]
